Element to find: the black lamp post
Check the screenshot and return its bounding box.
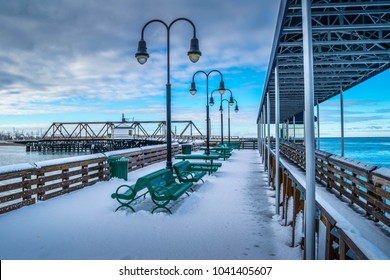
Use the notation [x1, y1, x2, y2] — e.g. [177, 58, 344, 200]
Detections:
[210, 88, 238, 144]
[135, 18, 201, 170]
[190, 70, 225, 154]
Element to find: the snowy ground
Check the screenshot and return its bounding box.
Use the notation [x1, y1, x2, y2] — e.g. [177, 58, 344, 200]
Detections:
[0, 150, 302, 260]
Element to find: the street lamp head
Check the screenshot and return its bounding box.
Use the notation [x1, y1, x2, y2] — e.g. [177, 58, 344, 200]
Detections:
[188, 37, 202, 63]
[229, 95, 234, 105]
[190, 82, 197, 95]
[235, 104, 239, 113]
[135, 39, 149, 64]
[218, 81, 226, 95]
[209, 96, 214, 106]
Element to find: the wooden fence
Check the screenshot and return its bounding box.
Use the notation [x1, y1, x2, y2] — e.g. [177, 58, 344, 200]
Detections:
[266, 141, 390, 259]
[0, 143, 182, 215]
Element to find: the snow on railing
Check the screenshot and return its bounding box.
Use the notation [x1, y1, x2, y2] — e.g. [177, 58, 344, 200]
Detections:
[0, 143, 182, 215]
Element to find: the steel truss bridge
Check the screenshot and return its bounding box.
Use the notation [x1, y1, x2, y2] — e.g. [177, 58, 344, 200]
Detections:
[41, 120, 204, 142]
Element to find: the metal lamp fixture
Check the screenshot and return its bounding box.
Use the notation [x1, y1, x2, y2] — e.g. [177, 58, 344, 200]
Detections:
[189, 70, 225, 154]
[229, 95, 234, 105]
[219, 81, 226, 95]
[213, 88, 238, 144]
[135, 18, 200, 170]
[188, 38, 202, 63]
[135, 39, 149, 64]
[190, 82, 197, 95]
[209, 96, 214, 106]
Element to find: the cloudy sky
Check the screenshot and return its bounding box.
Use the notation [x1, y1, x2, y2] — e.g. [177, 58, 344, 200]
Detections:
[1, 0, 389, 138]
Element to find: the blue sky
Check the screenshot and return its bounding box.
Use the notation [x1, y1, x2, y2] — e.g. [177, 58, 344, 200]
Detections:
[0, 0, 389, 138]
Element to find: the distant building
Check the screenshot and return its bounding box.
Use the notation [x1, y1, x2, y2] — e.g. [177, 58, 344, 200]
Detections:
[111, 124, 135, 139]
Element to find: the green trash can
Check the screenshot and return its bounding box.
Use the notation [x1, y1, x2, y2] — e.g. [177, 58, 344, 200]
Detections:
[182, 144, 192, 155]
[108, 156, 129, 181]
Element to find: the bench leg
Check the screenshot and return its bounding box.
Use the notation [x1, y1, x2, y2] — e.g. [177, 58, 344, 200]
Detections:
[152, 205, 172, 214]
[151, 196, 172, 214]
[115, 204, 135, 213]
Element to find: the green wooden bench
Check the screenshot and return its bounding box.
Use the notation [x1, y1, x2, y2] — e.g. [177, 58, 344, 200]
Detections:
[189, 161, 221, 173]
[225, 142, 241, 150]
[210, 150, 232, 160]
[173, 160, 207, 184]
[111, 179, 148, 212]
[142, 169, 193, 214]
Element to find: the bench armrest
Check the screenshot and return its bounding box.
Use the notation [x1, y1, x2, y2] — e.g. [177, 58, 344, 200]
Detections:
[180, 171, 194, 180]
[111, 184, 136, 200]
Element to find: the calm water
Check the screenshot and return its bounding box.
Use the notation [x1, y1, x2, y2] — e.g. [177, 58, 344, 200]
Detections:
[1, 138, 390, 169]
[319, 137, 390, 168]
[0, 145, 89, 167]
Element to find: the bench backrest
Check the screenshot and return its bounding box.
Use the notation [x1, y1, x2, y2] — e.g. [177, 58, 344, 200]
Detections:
[173, 160, 191, 175]
[133, 177, 147, 194]
[141, 169, 176, 190]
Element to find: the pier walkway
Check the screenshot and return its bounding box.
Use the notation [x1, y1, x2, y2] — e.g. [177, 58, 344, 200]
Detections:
[0, 150, 302, 260]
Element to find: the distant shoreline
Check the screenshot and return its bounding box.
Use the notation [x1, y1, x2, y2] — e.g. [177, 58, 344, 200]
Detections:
[0, 142, 25, 146]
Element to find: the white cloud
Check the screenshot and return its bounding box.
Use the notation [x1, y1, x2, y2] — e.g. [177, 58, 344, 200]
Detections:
[0, 0, 280, 139]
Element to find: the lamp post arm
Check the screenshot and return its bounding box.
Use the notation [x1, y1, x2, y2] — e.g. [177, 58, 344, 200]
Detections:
[210, 89, 219, 99]
[141, 18, 197, 39]
[224, 88, 233, 96]
[140, 19, 169, 40]
[169, 18, 198, 38]
[191, 70, 208, 83]
[207, 69, 224, 81]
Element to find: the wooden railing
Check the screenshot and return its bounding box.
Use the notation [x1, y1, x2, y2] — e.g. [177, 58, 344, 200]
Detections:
[0, 143, 182, 215]
[280, 141, 390, 227]
[266, 141, 390, 260]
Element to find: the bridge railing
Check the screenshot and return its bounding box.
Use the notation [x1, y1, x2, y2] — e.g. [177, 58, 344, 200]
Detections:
[266, 141, 390, 259]
[0, 143, 182, 215]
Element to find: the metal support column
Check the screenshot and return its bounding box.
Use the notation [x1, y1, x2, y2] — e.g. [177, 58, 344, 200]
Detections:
[258, 114, 262, 155]
[317, 99, 320, 150]
[293, 115, 296, 143]
[262, 112, 265, 158]
[267, 92, 271, 186]
[286, 120, 290, 141]
[302, 0, 316, 260]
[263, 104, 267, 167]
[340, 89, 345, 157]
[275, 63, 280, 215]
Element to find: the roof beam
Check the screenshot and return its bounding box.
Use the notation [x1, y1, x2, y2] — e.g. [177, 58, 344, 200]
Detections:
[287, 9, 390, 17]
[279, 39, 390, 47]
[289, 2, 390, 9]
[278, 60, 389, 66]
[283, 24, 390, 33]
[277, 50, 390, 57]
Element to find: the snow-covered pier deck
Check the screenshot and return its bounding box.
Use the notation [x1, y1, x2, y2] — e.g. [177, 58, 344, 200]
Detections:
[0, 149, 302, 260]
